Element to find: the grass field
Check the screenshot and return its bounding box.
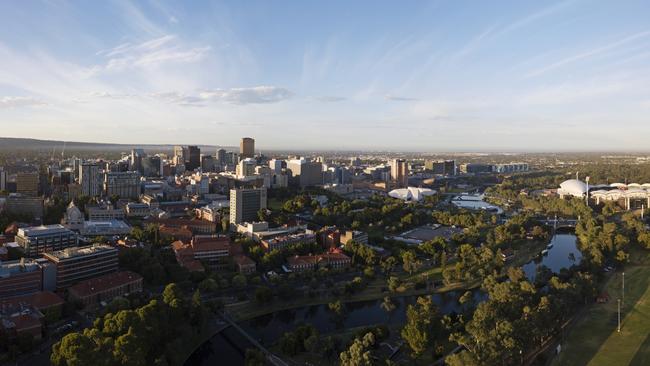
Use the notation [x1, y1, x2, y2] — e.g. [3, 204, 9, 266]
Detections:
[551, 265, 650, 366]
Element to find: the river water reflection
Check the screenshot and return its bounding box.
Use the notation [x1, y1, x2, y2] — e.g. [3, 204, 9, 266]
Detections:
[523, 233, 582, 281]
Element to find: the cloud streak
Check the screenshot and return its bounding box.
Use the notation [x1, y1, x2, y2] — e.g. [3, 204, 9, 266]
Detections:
[0, 96, 46, 108]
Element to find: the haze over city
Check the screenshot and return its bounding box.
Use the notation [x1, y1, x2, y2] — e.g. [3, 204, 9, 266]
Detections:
[1, 0, 650, 151]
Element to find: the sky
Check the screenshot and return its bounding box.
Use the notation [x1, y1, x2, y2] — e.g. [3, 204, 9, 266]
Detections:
[1, 0, 650, 152]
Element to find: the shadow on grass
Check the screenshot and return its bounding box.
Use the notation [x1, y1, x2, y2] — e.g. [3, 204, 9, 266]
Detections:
[630, 332, 650, 366]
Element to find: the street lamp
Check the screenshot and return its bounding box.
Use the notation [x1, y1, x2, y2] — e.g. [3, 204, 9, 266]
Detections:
[617, 299, 621, 333]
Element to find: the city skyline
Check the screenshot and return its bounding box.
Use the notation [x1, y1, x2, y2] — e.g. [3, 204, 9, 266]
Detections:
[1, 1, 650, 151]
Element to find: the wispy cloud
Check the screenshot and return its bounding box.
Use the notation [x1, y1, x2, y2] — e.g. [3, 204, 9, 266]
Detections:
[199, 86, 293, 104]
[385, 95, 418, 102]
[96, 35, 210, 72]
[0, 96, 46, 108]
[149, 86, 293, 106]
[525, 30, 650, 78]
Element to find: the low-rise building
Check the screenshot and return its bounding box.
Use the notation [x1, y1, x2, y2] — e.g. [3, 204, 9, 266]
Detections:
[80, 220, 131, 236]
[43, 244, 118, 290]
[87, 205, 125, 221]
[261, 232, 316, 252]
[15, 224, 78, 258]
[0, 259, 43, 298]
[172, 235, 232, 271]
[340, 230, 369, 245]
[233, 255, 256, 274]
[125, 202, 150, 218]
[68, 270, 143, 307]
[286, 251, 351, 272]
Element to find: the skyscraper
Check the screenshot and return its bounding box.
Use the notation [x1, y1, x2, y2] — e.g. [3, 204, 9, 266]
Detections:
[16, 172, 39, 196]
[173, 145, 188, 166]
[216, 149, 226, 165]
[229, 187, 267, 225]
[186, 146, 201, 170]
[240, 137, 255, 159]
[287, 158, 323, 187]
[130, 149, 146, 173]
[79, 162, 102, 197]
[0, 167, 6, 192]
[104, 171, 140, 199]
[391, 159, 408, 188]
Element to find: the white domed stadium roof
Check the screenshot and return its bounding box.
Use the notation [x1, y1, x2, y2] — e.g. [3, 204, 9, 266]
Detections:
[559, 179, 587, 197]
[388, 187, 436, 202]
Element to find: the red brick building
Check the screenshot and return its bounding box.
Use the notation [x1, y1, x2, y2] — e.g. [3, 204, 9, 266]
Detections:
[68, 271, 143, 307]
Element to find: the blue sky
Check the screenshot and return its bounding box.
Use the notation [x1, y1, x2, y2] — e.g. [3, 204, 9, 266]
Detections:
[1, 0, 649, 151]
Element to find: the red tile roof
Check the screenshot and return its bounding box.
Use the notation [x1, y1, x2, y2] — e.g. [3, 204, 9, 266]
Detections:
[68, 271, 142, 298]
[0, 291, 64, 311]
[191, 236, 230, 252]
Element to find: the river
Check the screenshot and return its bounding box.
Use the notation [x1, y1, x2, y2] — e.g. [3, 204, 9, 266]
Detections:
[187, 233, 581, 365]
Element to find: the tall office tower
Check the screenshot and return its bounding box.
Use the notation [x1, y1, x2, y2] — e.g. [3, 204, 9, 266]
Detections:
[229, 187, 267, 225]
[142, 156, 162, 177]
[0, 167, 7, 191]
[269, 159, 283, 174]
[130, 149, 146, 173]
[16, 172, 39, 196]
[104, 171, 140, 199]
[237, 158, 256, 177]
[186, 145, 201, 170]
[216, 148, 226, 165]
[287, 158, 323, 187]
[390, 159, 409, 188]
[79, 162, 102, 197]
[173, 145, 188, 166]
[200, 155, 216, 172]
[240, 137, 255, 159]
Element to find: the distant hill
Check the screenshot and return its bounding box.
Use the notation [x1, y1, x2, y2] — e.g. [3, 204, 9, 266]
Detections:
[0, 137, 229, 153]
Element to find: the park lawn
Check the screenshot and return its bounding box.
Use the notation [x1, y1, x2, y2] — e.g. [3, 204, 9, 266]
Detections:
[551, 265, 650, 366]
[267, 197, 285, 211]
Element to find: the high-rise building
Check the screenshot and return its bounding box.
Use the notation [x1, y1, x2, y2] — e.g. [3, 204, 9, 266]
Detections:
[104, 171, 140, 199]
[201, 154, 216, 172]
[186, 145, 201, 171]
[229, 187, 267, 225]
[216, 149, 227, 165]
[15, 225, 78, 258]
[79, 162, 102, 197]
[0, 167, 6, 192]
[240, 137, 255, 159]
[16, 172, 39, 196]
[173, 145, 188, 166]
[142, 156, 162, 177]
[237, 158, 257, 177]
[287, 158, 323, 187]
[425, 160, 456, 175]
[390, 159, 409, 188]
[130, 149, 146, 173]
[43, 244, 118, 290]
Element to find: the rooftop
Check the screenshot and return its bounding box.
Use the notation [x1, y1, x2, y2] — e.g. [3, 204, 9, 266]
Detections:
[44, 244, 116, 260]
[17, 224, 72, 237]
[68, 270, 142, 298]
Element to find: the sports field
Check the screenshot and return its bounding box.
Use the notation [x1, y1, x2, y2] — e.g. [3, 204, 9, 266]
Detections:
[551, 265, 650, 366]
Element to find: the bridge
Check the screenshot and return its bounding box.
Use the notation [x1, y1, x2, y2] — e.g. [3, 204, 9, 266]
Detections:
[537, 217, 578, 229]
[219, 312, 289, 366]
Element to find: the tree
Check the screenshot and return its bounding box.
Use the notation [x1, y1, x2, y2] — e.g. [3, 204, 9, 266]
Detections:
[113, 328, 147, 366]
[381, 296, 396, 313]
[328, 300, 345, 317]
[388, 276, 401, 292]
[51, 333, 97, 366]
[401, 296, 439, 359]
[232, 274, 247, 288]
[380, 256, 397, 275]
[402, 251, 421, 275]
[255, 287, 273, 304]
[340, 332, 376, 366]
[162, 283, 183, 307]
